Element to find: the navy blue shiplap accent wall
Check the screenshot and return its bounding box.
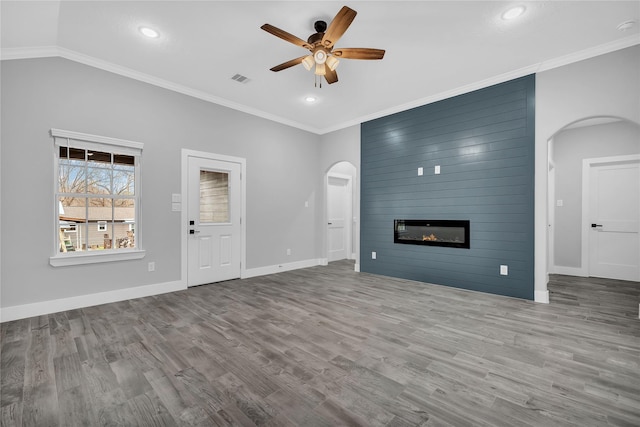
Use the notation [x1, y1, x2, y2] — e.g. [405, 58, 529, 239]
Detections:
[360, 75, 535, 300]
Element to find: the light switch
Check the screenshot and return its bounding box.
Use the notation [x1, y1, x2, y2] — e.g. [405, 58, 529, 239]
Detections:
[172, 202, 181, 212]
[172, 193, 181, 203]
[435, 165, 441, 175]
[556, 199, 563, 207]
[418, 167, 423, 176]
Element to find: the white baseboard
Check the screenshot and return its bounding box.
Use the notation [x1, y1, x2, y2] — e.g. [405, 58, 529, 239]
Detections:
[354, 263, 360, 272]
[1, 280, 185, 323]
[242, 258, 324, 279]
[551, 266, 587, 277]
[535, 290, 550, 304]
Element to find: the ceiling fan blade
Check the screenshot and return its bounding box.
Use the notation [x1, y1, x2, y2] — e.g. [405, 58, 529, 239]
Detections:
[270, 56, 307, 72]
[261, 24, 312, 49]
[325, 68, 338, 84]
[322, 6, 357, 49]
[333, 48, 385, 60]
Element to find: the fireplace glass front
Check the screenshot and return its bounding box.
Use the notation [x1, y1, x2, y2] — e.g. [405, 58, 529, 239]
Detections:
[394, 220, 470, 249]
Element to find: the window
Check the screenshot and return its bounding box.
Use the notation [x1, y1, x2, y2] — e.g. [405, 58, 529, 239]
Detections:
[50, 129, 145, 266]
[199, 170, 230, 223]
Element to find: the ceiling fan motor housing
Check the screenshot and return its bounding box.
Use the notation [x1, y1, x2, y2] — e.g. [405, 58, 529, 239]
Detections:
[314, 20, 327, 33]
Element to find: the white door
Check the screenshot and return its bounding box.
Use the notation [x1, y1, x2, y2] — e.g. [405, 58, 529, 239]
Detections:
[187, 157, 241, 286]
[327, 175, 351, 262]
[588, 159, 640, 281]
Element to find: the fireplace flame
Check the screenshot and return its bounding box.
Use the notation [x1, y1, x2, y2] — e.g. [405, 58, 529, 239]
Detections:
[422, 233, 438, 241]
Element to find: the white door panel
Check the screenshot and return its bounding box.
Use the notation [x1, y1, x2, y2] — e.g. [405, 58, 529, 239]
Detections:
[188, 157, 241, 286]
[327, 175, 350, 262]
[588, 160, 640, 281]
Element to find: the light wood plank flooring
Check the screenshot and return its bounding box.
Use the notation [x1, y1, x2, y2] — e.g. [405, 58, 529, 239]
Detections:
[2, 260, 639, 426]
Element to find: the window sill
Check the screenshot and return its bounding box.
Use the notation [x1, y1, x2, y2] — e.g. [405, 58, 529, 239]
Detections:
[50, 249, 146, 267]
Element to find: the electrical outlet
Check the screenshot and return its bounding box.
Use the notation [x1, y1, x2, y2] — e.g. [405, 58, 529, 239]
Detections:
[500, 265, 508, 276]
[286, 248, 291, 256]
[148, 262, 155, 272]
[372, 251, 377, 259]
[418, 167, 423, 176]
[435, 165, 441, 174]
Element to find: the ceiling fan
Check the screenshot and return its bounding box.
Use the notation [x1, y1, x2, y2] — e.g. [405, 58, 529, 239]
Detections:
[261, 6, 385, 85]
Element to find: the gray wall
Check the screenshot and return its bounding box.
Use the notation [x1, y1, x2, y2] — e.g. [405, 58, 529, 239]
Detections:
[535, 45, 640, 295]
[1, 57, 322, 308]
[319, 125, 361, 266]
[360, 75, 535, 300]
[552, 120, 640, 268]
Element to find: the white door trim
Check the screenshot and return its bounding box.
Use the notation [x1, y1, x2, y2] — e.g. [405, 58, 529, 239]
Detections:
[326, 172, 353, 262]
[581, 154, 640, 277]
[181, 149, 247, 286]
[547, 159, 556, 274]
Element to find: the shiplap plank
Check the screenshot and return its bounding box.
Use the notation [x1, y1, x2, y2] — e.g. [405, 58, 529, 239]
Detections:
[361, 75, 535, 299]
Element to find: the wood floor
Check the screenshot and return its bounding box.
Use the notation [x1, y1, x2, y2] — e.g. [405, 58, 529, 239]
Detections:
[2, 260, 639, 426]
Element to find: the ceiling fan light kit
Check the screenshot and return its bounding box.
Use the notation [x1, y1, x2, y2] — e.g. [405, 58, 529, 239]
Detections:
[325, 56, 339, 71]
[302, 55, 315, 71]
[261, 5, 385, 86]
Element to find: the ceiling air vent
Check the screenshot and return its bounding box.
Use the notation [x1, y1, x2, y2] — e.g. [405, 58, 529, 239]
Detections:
[231, 74, 250, 84]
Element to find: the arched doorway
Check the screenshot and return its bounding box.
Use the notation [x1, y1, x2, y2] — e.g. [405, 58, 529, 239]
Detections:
[548, 116, 640, 281]
[325, 161, 357, 264]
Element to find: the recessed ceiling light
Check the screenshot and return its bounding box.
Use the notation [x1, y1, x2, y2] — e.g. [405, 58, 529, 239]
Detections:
[502, 6, 526, 20]
[139, 26, 159, 38]
[305, 96, 317, 103]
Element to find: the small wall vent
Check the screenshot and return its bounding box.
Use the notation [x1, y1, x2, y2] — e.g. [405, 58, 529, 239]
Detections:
[231, 74, 250, 84]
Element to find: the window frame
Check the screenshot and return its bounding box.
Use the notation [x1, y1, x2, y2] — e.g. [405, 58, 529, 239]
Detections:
[50, 128, 145, 267]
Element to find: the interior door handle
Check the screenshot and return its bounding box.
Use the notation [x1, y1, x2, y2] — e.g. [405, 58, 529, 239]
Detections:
[591, 223, 603, 228]
[189, 229, 201, 234]
[328, 222, 333, 225]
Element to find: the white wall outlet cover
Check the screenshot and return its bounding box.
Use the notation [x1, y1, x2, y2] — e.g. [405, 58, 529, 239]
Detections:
[435, 165, 441, 174]
[171, 202, 181, 211]
[418, 167, 423, 176]
[500, 265, 508, 275]
[372, 251, 377, 259]
[172, 193, 181, 203]
[556, 199, 563, 207]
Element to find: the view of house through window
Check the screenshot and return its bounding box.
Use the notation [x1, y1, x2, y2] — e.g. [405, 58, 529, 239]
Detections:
[58, 146, 137, 252]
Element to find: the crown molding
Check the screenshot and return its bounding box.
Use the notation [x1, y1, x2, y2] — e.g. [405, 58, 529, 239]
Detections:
[2, 35, 638, 136]
[1, 45, 322, 134]
[320, 34, 640, 135]
[536, 34, 640, 72]
[0, 45, 60, 60]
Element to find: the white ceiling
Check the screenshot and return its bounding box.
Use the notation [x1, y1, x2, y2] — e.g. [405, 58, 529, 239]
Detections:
[2, 1, 639, 134]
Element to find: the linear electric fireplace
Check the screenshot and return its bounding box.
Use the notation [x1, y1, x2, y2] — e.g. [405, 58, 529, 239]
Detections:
[394, 219, 470, 249]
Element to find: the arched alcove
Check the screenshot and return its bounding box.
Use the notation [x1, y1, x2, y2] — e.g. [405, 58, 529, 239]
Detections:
[548, 116, 640, 281]
[325, 161, 358, 267]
